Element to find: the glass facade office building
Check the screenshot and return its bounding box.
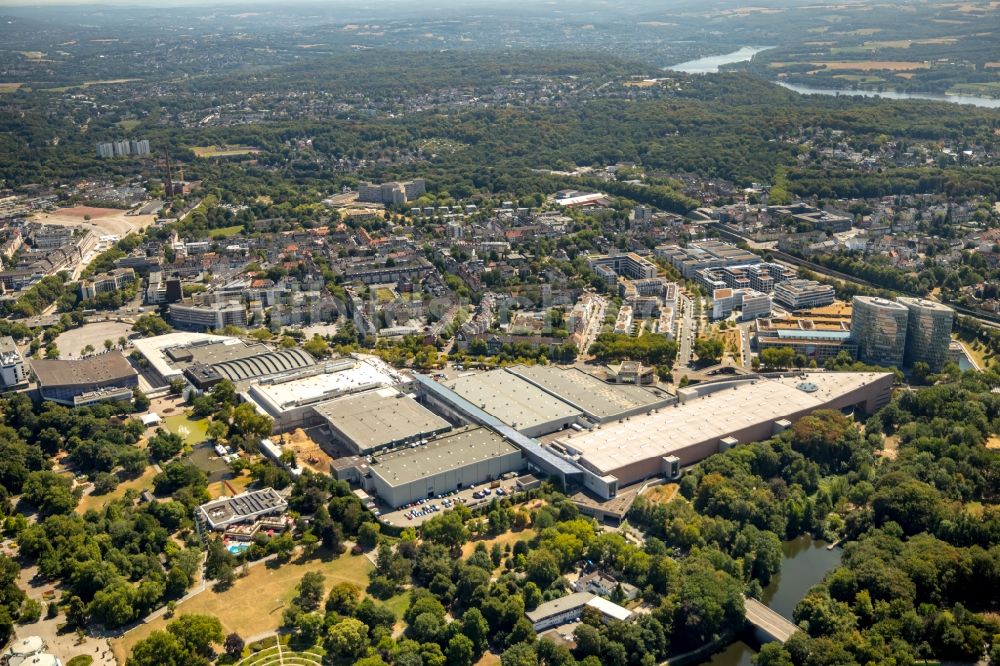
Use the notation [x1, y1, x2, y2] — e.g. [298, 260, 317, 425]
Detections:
[851, 296, 909, 367]
[898, 297, 955, 371]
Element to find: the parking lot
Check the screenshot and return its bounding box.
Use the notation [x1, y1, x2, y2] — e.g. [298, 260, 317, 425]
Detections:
[378, 480, 521, 528]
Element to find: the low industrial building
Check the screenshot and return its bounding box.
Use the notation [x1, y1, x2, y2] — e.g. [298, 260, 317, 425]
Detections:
[242, 356, 406, 432]
[526, 592, 633, 632]
[549, 372, 893, 488]
[30, 353, 138, 406]
[314, 387, 452, 455]
[184, 346, 316, 390]
[131, 332, 241, 387]
[197, 487, 288, 531]
[506, 365, 674, 423]
[443, 370, 582, 437]
[362, 426, 525, 507]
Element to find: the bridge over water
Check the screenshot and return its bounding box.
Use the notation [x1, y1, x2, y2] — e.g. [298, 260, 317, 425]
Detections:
[744, 597, 799, 643]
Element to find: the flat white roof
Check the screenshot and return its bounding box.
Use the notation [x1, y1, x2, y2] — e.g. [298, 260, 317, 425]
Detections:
[444, 369, 581, 433]
[554, 372, 889, 475]
[586, 596, 634, 622]
[248, 356, 403, 413]
[131, 332, 238, 381]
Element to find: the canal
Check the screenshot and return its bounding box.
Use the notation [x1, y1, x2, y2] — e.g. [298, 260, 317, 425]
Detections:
[696, 536, 843, 666]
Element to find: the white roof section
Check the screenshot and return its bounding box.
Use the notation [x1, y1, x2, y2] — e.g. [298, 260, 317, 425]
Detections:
[586, 595, 634, 622]
[443, 369, 581, 432]
[4, 636, 45, 658]
[554, 372, 889, 475]
[131, 332, 238, 381]
[140, 413, 161, 426]
[247, 356, 405, 414]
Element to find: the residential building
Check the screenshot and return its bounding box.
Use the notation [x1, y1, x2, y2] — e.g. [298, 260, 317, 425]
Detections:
[113, 139, 130, 157]
[586, 253, 658, 281]
[130, 139, 150, 156]
[78, 267, 135, 300]
[96, 142, 114, 158]
[897, 297, 954, 371]
[773, 279, 836, 310]
[851, 296, 909, 367]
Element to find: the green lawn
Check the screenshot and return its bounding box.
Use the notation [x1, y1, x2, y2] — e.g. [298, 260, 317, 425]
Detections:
[209, 225, 246, 239]
[116, 119, 141, 131]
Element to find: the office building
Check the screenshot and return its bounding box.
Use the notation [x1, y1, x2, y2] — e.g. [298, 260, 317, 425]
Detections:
[357, 179, 426, 205]
[0, 337, 27, 389]
[587, 253, 658, 281]
[363, 426, 525, 508]
[168, 301, 248, 331]
[851, 296, 909, 367]
[30, 353, 138, 406]
[740, 290, 772, 321]
[773, 279, 836, 310]
[897, 297, 954, 371]
[712, 288, 734, 320]
[655, 241, 761, 279]
[755, 316, 856, 362]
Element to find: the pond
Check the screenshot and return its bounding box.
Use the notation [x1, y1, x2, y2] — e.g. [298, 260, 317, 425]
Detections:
[695, 535, 843, 666]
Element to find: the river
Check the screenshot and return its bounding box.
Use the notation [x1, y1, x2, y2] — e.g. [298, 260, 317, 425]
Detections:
[666, 48, 1000, 108]
[776, 82, 1000, 109]
[666, 47, 773, 74]
[695, 536, 843, 666]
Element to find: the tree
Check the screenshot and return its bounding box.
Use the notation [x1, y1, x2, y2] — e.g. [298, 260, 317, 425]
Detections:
[127, 630, 203, 666]
[223, 632, 244, 659]
[326, 582, 361, 615]
[526, 550, 560, 587]
[166, 614, 223, 657]
[694, 337, 724, 364]
[303, 335, 332, 358]
[326, 617, 369, 662]
[23, 470, 79, 516]
[447, 634, 476, 666]
[421, 511, 468, 549]
[296, 572, 325, 612]
[357, 522, 380, 549]
[461, 607, 490, 656]
[148, 429, 184, 461]
[755, 642, 794, 666]
[500, 642, 538, 666]
[133, 314, 171, 337]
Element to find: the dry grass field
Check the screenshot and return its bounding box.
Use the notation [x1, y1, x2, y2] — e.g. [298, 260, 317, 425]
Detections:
[111, 551, 373, 663]
[32, 206, 156, 237]
[191, 145, 261, 158]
